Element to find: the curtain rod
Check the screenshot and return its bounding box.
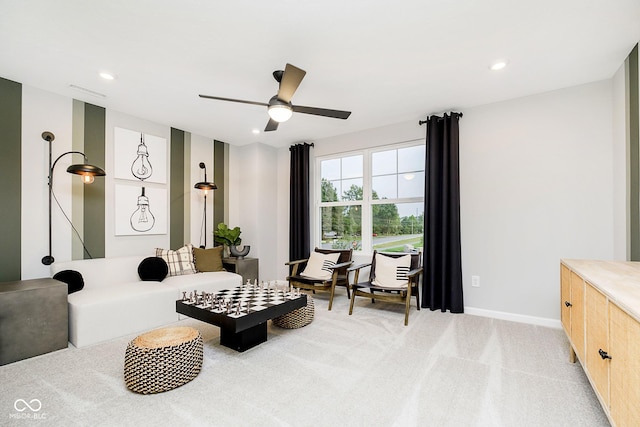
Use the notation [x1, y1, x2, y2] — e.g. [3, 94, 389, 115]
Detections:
[418, 112, 463, 126]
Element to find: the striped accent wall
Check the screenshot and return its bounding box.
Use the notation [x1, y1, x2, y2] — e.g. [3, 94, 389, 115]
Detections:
[170, 128, 186, 249]
[629, 45, 640, 261]
[81, 103, 106, 259]
[213, 139, 226, 229]
[0, 78, 22, 281]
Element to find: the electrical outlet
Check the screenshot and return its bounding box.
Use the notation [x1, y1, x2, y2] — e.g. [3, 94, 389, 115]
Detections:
[471, 276, 480, 287]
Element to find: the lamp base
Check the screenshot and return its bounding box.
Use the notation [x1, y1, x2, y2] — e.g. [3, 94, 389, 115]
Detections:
[42, 255, 55, 265]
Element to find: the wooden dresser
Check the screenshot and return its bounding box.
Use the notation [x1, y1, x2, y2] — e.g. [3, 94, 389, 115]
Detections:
[560, 260, 640, 427]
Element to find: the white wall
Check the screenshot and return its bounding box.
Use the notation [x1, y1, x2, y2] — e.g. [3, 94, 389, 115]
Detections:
[229, 143, 279, 281]
[21, 86, 74, 279]
[189, 134, 214, 248]
[612, 63, 628, 260]
[461, 80, 616, 323]
[276, 80, 621, 325]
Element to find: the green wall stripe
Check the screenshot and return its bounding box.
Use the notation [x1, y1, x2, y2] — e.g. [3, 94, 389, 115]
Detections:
[170, 128, 186, 249]
[213, 140, 225, 230]
[629, 45, 640, 261]
[83, 103, 106, 259]
[0, 78, 22, 281]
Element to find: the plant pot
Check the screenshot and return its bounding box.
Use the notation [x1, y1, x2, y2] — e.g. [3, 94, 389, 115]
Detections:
[229, 245, 250, 259]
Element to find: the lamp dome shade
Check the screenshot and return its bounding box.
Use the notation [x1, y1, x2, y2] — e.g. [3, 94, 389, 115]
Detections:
[194, 181, 217, 190]
[66, 164, 106, 176]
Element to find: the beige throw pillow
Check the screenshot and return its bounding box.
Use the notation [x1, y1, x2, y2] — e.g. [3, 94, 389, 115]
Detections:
[372, 253, 411, 288]
[300, 251, 340, 280]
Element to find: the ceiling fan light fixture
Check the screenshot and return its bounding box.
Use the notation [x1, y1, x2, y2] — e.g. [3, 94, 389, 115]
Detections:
[268, 103, 293, 122]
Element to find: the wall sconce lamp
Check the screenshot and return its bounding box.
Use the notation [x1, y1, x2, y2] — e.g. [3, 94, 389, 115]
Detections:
[194, 162, 217, 248]
[42, 131, 106, 265]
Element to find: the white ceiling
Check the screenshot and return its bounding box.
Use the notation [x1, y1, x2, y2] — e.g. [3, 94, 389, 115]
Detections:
[2, 0, 639, 148]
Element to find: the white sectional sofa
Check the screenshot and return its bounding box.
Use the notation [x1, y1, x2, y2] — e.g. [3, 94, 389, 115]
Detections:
[50, 255, 242, 348]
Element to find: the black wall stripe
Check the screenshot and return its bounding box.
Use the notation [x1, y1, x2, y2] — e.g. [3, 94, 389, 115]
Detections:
[0, 78, 22, 281]
[170, 128, 185, 249]
[83, 103, 106, 259]
[213, 139, 225, 231]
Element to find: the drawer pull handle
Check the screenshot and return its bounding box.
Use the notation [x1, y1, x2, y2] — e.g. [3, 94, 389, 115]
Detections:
[598, 349, 612, 360]
[564, 301, 572, 307]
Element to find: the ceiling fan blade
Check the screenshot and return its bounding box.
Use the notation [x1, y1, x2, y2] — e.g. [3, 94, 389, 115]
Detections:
[264, 118, 279, 132]
[292, 105, 352, 119]
[277, 64, 306, 103]
[199, 94, 268, 107]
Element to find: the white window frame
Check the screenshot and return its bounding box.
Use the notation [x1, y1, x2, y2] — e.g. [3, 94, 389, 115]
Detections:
[314, 139, 424, 254]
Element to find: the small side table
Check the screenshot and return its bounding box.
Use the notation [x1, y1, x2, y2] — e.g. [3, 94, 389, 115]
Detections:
[222, 257, 259, 284]
[0, 278, 68, 365]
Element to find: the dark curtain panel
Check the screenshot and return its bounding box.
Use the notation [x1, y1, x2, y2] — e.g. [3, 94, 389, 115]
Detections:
[289, 143, 312, 264]
[422, 113, 464, 313]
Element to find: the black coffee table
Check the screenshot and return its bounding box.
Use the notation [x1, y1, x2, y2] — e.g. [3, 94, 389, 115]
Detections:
[176, 287, 306, 352]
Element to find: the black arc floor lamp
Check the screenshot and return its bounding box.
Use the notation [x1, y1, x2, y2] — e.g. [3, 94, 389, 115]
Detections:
[194, 162, 217, 248]
[42, 131, 106, 265]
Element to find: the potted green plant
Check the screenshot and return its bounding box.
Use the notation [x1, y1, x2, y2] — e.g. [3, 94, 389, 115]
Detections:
[214, 223, 250, 258]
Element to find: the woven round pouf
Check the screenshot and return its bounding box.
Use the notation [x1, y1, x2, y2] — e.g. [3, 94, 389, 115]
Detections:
[124, 326, 203, 394]
[272, 294, 315, 329]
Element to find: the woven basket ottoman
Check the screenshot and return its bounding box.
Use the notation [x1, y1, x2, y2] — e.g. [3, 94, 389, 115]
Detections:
[124, 326, 203, 394]
[272, 294, 314, 329]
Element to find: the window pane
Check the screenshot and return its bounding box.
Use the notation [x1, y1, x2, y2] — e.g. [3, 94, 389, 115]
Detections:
[342, 155, 363, 179]
[372, 202, 424, 252]
[398, 171, 424, 198]
[341, 178, 363, 201]
[321, 178, 340, 202]
[321, 158, 340, 180]
[372, 175, 397, 199]
[372, 150, 397, 176]
[398, 145, 425, 173]
[320, 205, 362, 250]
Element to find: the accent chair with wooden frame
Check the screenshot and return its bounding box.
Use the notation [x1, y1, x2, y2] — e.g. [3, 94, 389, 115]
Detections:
[348, 251, 423, 325]
[286, 248, 353, 311]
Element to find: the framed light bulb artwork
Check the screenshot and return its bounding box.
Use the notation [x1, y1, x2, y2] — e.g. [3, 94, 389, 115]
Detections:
[113, 127, 167, 184]
[113, 127, 168, 236]
[115, 184, 167, 235]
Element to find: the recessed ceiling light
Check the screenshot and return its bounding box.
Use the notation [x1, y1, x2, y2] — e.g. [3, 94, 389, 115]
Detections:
[252, 129, 260, 134]
[490, 61, 508, 71]
[99, 72, 115, 80]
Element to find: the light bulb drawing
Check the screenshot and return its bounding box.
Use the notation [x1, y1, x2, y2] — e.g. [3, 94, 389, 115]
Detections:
[131, 133, 153, 180]
[130, 187, 155, 232]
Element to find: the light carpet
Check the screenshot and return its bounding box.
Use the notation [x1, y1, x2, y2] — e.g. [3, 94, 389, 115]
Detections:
[0, 292, 609, 426]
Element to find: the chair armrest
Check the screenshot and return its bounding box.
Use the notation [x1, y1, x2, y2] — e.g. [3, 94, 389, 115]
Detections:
[330, 260, 353, 271]
[285, 258, 309, 266]
[407, 267, 423, 278]
[347, 262, 371, 272]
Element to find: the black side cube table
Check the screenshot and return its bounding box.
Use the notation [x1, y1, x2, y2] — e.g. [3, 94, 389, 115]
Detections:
[0, 278, 68, 365]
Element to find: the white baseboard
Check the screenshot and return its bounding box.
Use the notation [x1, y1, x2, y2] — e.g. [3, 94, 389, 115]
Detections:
[464, 306, 562, 329]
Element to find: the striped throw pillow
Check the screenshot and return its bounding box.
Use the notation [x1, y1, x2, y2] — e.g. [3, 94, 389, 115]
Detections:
[372, 253, 411, 288]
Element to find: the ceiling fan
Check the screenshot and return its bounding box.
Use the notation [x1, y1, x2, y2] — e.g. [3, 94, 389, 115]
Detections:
[199, 63, 351, 132]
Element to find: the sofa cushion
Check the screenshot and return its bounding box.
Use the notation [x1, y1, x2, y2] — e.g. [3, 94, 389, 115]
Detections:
[155, 244, 197, 276]
[193, 246, 225, 272]
[53, 269, 85, 294]
[138, 257, 169, 281]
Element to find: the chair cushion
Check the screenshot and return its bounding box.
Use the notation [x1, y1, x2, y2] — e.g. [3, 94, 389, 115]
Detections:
[373, 253, 411, 288]
[138, 257, 169, 282]
[300, 251, 340, 280]
[193, 246, 225, 272]
[155, 244, 197, 276]
[53, 269, 85, 294]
